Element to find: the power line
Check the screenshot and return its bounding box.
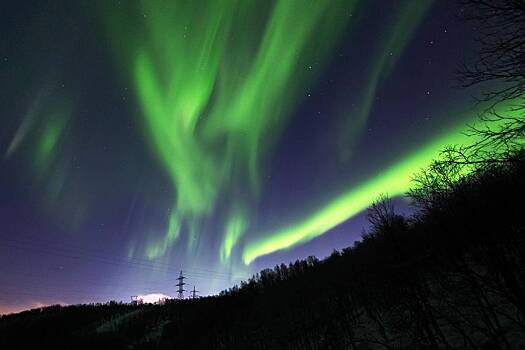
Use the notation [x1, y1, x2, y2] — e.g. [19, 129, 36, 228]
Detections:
[0, 266, 167, 292]
[0, 233, 247, 279]
[0, 237, 249, 281]
[0, 284, 132, 303]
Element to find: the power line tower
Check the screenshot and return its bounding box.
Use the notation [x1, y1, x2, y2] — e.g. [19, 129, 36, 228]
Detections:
[190, 285, 200, 299]
[176, 270, 186, 299]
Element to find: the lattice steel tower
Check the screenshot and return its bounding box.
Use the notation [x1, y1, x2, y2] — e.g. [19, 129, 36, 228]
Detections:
[176, 270, 186, 299]
[190, 285, 200, 299]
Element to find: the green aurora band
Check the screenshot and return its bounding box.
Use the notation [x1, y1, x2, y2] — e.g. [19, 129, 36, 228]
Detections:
[339, 0, 433, 158]
[220, 209, 248, 263]
[35, 112, 68, 174]
[242, 102, 522, 264]
[4, 88, 81, 227]
[108, 0, 356, 260]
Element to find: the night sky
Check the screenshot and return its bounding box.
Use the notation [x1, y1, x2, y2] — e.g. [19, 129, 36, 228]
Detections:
[0, 0, 486, 314]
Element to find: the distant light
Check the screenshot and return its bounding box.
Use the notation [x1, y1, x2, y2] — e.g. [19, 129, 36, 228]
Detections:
[137, 293, 171, 304]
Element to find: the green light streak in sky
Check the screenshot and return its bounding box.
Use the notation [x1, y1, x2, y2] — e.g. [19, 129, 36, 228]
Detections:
[107, 0, 356, 259]
[6, 92, 69, 172]
[220, 209, 247, 264]
[243, 100, 522, 264]
[340, 0, 433, 158]
[4, 90, 80, 227]
[36, 114, 66, 173]
[243, 125, 465, 264]
[145, 213, 181, 259]
[5, 97, 41, 159]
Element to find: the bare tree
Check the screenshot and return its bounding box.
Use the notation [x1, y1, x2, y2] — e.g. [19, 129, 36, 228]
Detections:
[459, 1, 525, 101]
[367, 195, 396, 230]
[452, 0, 525, 162]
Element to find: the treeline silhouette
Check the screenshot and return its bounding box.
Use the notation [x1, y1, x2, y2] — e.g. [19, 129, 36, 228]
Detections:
[1, 151, 524, 349]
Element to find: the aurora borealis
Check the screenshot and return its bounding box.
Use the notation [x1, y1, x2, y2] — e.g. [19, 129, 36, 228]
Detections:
[118, 0, 355, 259]
[243, 100, 523, 264]
[0, 0, 495, 313]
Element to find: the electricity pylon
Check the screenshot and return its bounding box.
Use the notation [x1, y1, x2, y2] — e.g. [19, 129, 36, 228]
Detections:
[176, 270, 186, 299]
[190, 285, 200, 299]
